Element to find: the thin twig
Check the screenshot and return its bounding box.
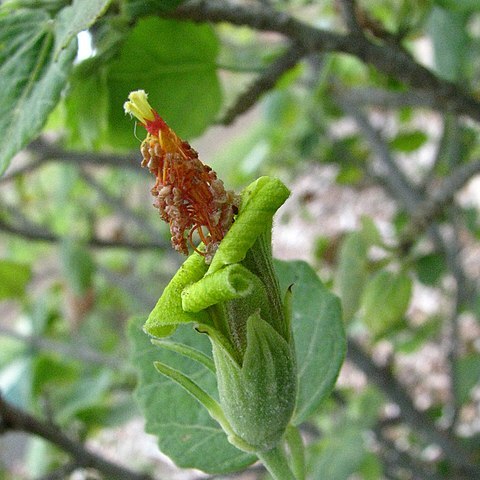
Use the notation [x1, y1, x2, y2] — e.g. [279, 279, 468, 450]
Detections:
[338, 0, 363, 36]
[1, 138, 142, 183]
[347, 340, 480, 477]
[337, 99, 424, 211]
[333, 86, 438, 111]
[373, 425, 447, 480]
[0, 216, 166, 250]
[220, 42, 307, 125]
[79, 169, 165, 243]
[0, 394, 153, 480]
[0, 326, 121, 369]
[399, 159, 480, 248]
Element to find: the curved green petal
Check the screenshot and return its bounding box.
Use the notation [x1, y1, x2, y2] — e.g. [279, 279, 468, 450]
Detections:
[182, 264, 258, 313]
[207, 177, 290, 274]
[144, 251, 210, 338]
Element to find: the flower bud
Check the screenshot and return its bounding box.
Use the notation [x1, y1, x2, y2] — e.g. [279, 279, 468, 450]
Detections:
[126, 91, 296, 453]
[212, 312, 296, 451]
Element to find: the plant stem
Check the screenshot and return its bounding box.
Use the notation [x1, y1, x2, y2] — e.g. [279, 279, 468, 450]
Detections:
[285, 425, 306, 480]
[257, 445, 297, 480]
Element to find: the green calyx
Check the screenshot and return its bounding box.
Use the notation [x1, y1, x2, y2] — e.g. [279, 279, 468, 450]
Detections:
[212, 312, 297, 450]
[143, 176, 296, 452]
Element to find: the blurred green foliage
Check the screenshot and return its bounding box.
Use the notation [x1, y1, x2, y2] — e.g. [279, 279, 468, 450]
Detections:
[1, 0, 480, 478]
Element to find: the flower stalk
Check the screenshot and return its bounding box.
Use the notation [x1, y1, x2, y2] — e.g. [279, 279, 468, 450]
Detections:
[257, 445, 297, 480]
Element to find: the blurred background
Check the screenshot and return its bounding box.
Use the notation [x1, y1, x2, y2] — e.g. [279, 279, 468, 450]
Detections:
[0, 0, 479, 479]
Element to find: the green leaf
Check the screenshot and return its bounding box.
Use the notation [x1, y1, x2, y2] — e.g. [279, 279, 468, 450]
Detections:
[0, 8, 77, 175]
[335, 232, 369, 322]
[357, 453, 383, 480]
[144, 251, 210, 338]
[335, 164, 364, 185]
[434, 0, 480, 13]
[123, 0, 186, 18]
[25, 437, 58, 478]
[32, 354, 78, 396]
[389, 130, 428, 152]
[455, 354, 480, 404]
[427, 6, 469, 81]
[0, 1, 67, 14]
[361, 270, 412, 337]
[309, 427, 367, 480]
[76, 397, 138, 428]
[311, 390, 382, 480]
[395, 316, 442, 353]
[100, 17, 221, 149]
[65, 67, 110, 149]
[274, 260, 346, 425]
[0, 259, 31, 299]
[60, 239, 95, 296]
[414, 253, 446, 285]
[55, 370, 112, 423]
[360, 216, 383, 246]
[128, 317, 255, 473]
[54, 0, 111, 58]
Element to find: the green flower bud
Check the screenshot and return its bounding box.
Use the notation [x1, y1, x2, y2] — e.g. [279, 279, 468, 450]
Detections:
[212, 311, 297, 450]
[143, 176, 296, 453]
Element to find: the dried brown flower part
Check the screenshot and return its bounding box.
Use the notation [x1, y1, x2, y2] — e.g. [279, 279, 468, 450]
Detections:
[124, 90, 239, 262]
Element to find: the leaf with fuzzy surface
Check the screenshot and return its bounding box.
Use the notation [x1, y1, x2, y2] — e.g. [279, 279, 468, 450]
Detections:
[274, 260, 346, 425]
[0, 7, 76, 175]
[128, 317, 255, 474]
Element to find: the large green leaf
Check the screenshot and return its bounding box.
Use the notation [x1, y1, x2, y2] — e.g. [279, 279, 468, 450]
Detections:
[67, 17, 222, 150]
[274, 260, 346, 425]
[60, 239, 95, 296]
[361, 270, 412, 337]
[0, 259, 31, 300]
[334, 232, 369, 322]
[0, 8, 77, 175]
[309, 427, 367, 480]
[128, 317, 255, 474]
[428, 6, 469, 82]
[54, 0, 111, 58]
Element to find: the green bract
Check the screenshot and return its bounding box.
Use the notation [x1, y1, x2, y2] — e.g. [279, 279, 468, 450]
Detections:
[143, 176, 296, 451]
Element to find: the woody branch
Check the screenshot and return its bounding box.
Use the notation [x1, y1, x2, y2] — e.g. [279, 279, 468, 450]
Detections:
[0, 393, 153, 480]
[168, 0, 480, 123]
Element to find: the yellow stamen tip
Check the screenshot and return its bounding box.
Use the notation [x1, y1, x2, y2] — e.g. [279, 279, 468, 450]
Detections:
[124, 89, 155, 123]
